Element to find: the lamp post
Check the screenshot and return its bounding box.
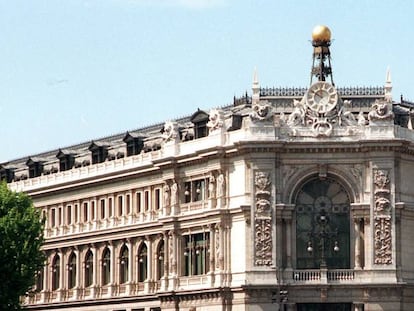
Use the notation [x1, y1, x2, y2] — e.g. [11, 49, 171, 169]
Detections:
[306, 209, 339, 268]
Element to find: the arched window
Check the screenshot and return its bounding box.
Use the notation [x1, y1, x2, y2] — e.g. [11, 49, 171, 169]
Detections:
[52, 254, 60, 290]
[68, 252, 77, 289]
[119, 245, 129, 284]
[156, 241, 165, 280]
[138, 244, 148, 282]
[295, 177, 350, 269]
[84, 250, 93, 287]
[102, 248, 111, 285]
[36, 268, 44, 292]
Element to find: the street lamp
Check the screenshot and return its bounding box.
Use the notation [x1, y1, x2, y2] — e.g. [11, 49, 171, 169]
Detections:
[307, 209, 339, 268]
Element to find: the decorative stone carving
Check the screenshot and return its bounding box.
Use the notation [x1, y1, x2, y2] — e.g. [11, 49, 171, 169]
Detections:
[373, 169, 392, 265]
[168, 230, 176, 273]
[170, 181, 178, 206]
[217, 173, 225, 198]
[163, 183, 170, 208]
[254, 171, 273, 266]
[207, 109, 224, 133]
[284, 92, 357, 137]
[287, 99, 306, 127]
[338, 101, 356, 126]
[374, 169, 390, 192]
[208, 172, 216, 199]
[254, 219, 272, 266]
[368, 99, 394, 124]
[357, 111, 367, 125]
[250, 101, 273, 122]
[162, 121, 179, 142]
[215, 224, 222, 269]
[374, 216, 392, 264]
[255, 171, 271, 195]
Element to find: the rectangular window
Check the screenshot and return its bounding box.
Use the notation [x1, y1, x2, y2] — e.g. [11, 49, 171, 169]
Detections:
[118, 196, 123, 216]
[137, 192, 142, 213]
[51, 209, 56, 228]
[183, 232, 210, 276]
[144, 191, 150, 211]
[126, 194, 131, 215]
[154, 189, 161, 210]
[108, 198, 113, 217]
[83, 202, 89, 222]
[91, 201, 95, 220]
[184, 179, 208, 203]
[67, 205, 72, 225]
[74, 204, 79, 223]
[100, 199, 106, 219]
[58, 207, 62, 226]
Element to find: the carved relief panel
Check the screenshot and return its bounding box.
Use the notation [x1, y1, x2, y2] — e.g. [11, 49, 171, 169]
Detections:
[373, 169, 392, 265]
[254, 171, 273, 266]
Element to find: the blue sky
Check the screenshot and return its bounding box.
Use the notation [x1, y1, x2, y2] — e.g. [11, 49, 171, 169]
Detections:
[1, 0, 413, 161]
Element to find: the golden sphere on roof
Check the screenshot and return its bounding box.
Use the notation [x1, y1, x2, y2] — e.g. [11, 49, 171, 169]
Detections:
[312, 25, 331, 42]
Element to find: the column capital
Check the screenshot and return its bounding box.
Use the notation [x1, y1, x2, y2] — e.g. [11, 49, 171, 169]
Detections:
[275, 204, 295, 220]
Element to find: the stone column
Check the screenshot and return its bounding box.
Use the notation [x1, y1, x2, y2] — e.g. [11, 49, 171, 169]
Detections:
[92, 198, 97, 230]
[144, 237, 152, 293]
[41, 255, 49, 302]
[276, 218, 283, 271]
[109, 196, 115, 226]
[127, 192, 133, 224]
[122, 239, 132, 294]
[74, 247, 81, 299]
[285, 219, 292, 269]
[70, 204, 75, 233]
[170, 181, 179, 216]
[74, 202, 80, 233]
[57, 249, 64, 301]
[363, 216, 372, 270]
[93, 245, 99, 297]
[214, 223, 225, 287]
[108, 242, 115, 296]
[168, 230, 178, 291]
[354, 218, 361, 269]
[131, 191, 137, 222]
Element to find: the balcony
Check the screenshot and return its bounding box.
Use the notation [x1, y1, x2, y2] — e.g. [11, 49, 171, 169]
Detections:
[289, 268, 398, 285]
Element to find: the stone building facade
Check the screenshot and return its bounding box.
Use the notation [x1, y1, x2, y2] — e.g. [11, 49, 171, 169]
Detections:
[2, 28, 414, 311]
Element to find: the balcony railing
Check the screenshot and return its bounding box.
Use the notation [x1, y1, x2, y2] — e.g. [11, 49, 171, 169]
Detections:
[292, 269, 355, 284]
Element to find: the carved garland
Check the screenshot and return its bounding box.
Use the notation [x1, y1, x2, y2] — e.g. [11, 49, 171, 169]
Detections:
[254, 171, 273, 266]
[373, 169, 392, 265]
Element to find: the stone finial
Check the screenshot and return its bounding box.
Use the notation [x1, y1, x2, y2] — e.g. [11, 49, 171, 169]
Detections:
[384, 67, 392, 103]
[252, 67, 260, 105]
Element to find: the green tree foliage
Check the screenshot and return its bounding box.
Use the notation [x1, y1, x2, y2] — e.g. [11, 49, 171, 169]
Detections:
[0, 182, 45, 310]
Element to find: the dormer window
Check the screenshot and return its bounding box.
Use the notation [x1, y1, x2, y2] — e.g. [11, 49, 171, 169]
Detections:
[190, 110, 209, 139]
[123, 132, 144, 156]
[89, 142, 109, 164]
[0, 166, 14, 183]
[56, 149, 75, 171]
[26, 158, 44, 178]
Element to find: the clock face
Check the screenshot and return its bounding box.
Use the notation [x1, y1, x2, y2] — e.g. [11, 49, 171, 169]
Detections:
[306, 81, 338, 113]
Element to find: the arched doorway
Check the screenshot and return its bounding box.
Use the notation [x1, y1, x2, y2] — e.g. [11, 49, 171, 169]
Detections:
[295, 176, 350, 269]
